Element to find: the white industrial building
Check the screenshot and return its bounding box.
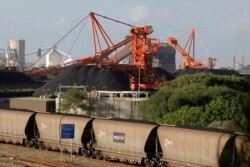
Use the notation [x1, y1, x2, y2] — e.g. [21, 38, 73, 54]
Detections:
[45, 47, 72, 67]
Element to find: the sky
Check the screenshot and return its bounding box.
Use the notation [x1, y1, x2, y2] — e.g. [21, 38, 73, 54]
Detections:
[1, 0, 250, 68]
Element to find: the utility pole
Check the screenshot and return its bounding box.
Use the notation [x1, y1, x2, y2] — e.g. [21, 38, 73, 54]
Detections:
[233, 55, 236, 70]
[233, 48, 236, 70]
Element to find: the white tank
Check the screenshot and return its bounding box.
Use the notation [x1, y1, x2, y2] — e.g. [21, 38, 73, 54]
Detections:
[45, 48, 64, 67]
[9, 39, 25, 68]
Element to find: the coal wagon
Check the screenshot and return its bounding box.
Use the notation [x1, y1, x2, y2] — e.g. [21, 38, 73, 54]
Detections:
[0, 109, 35, 146]
[157, 126, 237, 167]
[92, 118, 159, 165]
[35, 113, 93, 153]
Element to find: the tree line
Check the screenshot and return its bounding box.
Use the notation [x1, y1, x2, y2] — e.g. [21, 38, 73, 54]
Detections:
[139, 73, 250, 133]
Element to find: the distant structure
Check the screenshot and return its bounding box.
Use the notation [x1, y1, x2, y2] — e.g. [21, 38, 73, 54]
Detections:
[233, 55, 236, 70]
[0, 49, 6, 65]
[241, 56, 245, 69]
[45, 47, 72, 67]
[233, 54, 245, 70]
[4, 39, 25, 68]
[35, 48, 42, 68]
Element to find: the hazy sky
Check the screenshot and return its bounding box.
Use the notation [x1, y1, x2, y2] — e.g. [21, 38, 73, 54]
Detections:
[1, 0, 250, 67]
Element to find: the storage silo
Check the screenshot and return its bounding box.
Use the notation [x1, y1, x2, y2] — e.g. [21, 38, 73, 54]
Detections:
[45, 47, 64, 67]
[9, 39, 25, 68]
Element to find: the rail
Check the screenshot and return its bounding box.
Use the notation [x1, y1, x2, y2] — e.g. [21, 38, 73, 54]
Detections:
[0, 151, 76, 167]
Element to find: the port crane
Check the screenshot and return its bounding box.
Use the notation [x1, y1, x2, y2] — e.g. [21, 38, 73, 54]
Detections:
[105, 25, 161, 90]
[23, 12, 132, 79]
[24, 12, 162, 90]
[167, 28, 216, 69]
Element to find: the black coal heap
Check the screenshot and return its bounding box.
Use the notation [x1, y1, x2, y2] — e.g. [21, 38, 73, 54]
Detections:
[0, 70, 34, 85]
[33, 64, 175, 97]
[33, 65, 130, 96]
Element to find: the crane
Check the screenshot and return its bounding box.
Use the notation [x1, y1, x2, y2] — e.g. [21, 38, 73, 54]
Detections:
[167, 28, 216, 69]
[23, 12, 132, 79]
[105, 25, 162, 90]
[24, 12, 163, 90]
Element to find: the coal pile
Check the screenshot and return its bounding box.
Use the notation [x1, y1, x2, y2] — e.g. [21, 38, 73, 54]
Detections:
[155, 67, 175, 80]
[0, 70, 42, 97]
[0, 70, 34, 85]
[33, 65, 131, 97]
[173, 69, 240, 78]
[33, 64, 175, 97]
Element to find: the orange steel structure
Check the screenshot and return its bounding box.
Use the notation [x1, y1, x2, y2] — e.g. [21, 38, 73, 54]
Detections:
[24, 12, 163, 90]
[129, 26, 161, 90]
[106, 25, 161, 90]
[167, 28, 216, 69]
[88, 12, 133, 64]
[131, 26, 160, 68]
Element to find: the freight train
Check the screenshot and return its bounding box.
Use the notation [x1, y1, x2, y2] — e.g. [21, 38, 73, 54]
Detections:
[0, 109, 249, 167]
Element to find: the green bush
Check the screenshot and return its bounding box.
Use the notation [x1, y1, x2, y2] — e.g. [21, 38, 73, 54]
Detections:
[60, 88, 94, 114]
[170, 73, 249, 91]
[139, 73, 250, 132]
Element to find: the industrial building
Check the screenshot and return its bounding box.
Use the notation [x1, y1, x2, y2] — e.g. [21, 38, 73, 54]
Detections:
[6, 39, 25, 68]
[45, 47, 73, 67]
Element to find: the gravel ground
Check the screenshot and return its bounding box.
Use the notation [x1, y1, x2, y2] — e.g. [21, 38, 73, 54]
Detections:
[0, 143, 136, 167]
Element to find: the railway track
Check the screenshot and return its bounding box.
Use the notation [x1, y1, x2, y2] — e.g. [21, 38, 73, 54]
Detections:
[0, 143, 136, 167]
[0, 151, 76, 167]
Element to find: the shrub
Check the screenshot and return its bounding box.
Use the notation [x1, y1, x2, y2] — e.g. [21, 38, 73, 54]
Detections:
[139, 73, 250, 132]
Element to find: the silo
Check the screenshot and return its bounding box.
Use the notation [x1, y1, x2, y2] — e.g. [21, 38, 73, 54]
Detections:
[45, 48, 64, 67]
[9, 39, 25, 68]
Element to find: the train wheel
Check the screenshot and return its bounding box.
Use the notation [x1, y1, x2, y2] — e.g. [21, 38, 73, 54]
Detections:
[144, 159, 155, 167]
[34, 141, 39, 149]
[95, 151, 102, 160]
[37, 141, 44, 150]
[79, 148, 84, 155]
[157, 162, 166, 167]
[82, 150, 91, 157]
[82, 151, 88, 157]
[24, 139, 31, 147]
[81, 149, 88, 157]
[104, 156, 111, 161]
